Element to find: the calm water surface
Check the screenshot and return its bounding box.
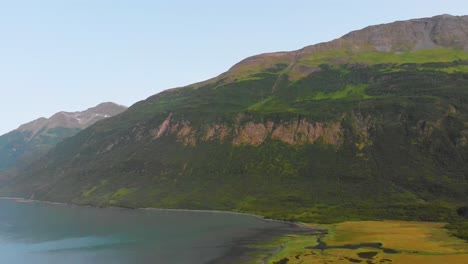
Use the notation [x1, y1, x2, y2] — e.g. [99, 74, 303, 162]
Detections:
[0, 198, 287, 264]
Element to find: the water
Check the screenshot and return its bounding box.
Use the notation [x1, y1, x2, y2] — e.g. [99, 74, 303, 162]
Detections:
[0, 198, 287, 264]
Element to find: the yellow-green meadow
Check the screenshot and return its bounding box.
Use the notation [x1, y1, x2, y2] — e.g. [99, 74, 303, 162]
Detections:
[250, 221, 468, 264]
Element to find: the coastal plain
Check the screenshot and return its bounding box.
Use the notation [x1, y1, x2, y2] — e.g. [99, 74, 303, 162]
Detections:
[250, 221, 468, 264]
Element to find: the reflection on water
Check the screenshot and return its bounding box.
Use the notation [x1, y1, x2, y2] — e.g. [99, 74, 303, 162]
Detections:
[0, 198, 286, 264]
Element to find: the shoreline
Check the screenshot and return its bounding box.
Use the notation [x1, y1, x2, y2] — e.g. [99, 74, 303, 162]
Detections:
[0, 196, 313, 229]
[0, 196, 323, 263]
[2, 199, 467, 263]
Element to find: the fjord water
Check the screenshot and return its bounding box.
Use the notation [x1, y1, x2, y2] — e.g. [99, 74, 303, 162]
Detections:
[0, 198, 286, 264]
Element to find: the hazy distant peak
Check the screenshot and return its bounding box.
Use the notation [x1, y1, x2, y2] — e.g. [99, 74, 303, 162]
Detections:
[86, 102, 128, 112]
[17, 102, 127, 138]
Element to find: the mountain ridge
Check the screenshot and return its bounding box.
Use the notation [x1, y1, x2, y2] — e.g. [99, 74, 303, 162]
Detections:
[0, 102, 127, 172]
[17, 102, 127, 136]
[1, 15, 467, 234]
[223, 14, 468, 80]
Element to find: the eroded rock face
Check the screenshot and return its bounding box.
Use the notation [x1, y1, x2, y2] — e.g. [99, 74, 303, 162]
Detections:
[352, 113, 373, 150]
[233, 122, 267, 146]
[270, 119, 343, 145]
[152, 113, 173, 138]
[203, 124, 230, 141]
[151, 115, 196, 146]
[152, 113, 344, 147]
[176, 121, 196, 146]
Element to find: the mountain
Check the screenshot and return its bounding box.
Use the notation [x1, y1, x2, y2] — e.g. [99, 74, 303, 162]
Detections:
[1, 15, 467, 227]
[0, 102, 127, 172]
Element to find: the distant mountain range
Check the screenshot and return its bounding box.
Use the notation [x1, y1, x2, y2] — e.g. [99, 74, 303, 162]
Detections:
[0, 102, 127, 172]
[1, 15, 467, 230]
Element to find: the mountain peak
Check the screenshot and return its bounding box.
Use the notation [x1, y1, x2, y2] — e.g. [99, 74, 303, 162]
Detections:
[225, 14, 468, 80]
[338, 14, 468, 52]
[0, 102, 127, 172]
[436, 14, 456, 18]
[17, 102, 127, 137]
[90, 102, 127, 112]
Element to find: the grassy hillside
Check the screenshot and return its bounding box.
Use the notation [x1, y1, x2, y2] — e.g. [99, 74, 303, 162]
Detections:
[2, 13, 468, 241]
[1, 56, 467, 231]
[0, 127, 81, 172]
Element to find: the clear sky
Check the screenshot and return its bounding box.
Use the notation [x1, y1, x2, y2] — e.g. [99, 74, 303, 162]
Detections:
[1, 0, 467, 134]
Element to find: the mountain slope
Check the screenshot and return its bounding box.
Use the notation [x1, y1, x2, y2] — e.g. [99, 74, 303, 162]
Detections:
[1, 15, 468, 224]
[0, 102, 127, 172]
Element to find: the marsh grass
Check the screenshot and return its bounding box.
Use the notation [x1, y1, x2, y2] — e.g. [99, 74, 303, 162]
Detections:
[260, 221, 468, 264]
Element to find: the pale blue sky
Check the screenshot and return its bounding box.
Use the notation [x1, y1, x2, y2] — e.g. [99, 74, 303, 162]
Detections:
[1, 0, 467, 134]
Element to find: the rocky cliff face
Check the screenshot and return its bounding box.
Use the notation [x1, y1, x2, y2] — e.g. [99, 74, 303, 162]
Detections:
[149, 113, 344, 147]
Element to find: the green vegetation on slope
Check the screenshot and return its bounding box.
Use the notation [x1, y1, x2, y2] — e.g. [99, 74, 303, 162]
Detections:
[298, 48, 468, 68]
[0, 127, 81, 172]
[300, 84, 372, 101]
[1, 55, 468, 241]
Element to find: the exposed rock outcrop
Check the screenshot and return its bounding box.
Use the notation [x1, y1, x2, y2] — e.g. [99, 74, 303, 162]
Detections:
[152, 114, 344, 147]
